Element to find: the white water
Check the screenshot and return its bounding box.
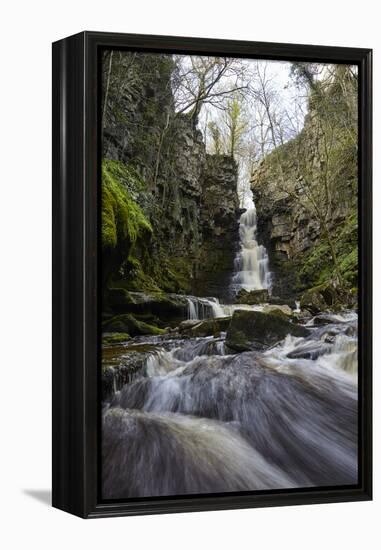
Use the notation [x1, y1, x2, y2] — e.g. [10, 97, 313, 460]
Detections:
[103, 312, 358, 498]
[186, 295, 265, 320]
[186, 296, 225, 320]
[102, 179, 358, 499]
[231, 204, 271, 293]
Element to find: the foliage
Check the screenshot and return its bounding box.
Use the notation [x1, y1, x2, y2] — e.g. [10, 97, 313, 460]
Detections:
[298, 209, 358, 289]
[101, 159, 152, 251]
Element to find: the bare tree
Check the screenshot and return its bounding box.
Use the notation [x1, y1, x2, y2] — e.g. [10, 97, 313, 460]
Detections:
[256, 63, 357, 287]
[173, 56, 248, 124]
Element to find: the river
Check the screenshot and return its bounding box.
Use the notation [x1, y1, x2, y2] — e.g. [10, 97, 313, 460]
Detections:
[102, 189, 357, 500]
[102, 307, 358, 499]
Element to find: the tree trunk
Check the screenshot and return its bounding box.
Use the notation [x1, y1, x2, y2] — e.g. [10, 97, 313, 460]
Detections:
[102, 51, 114, 131]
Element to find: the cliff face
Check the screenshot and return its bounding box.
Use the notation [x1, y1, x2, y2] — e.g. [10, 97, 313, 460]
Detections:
[194, 155, 240, 301]
[251, 75, 358, 301]
[102, 53, 240, 303]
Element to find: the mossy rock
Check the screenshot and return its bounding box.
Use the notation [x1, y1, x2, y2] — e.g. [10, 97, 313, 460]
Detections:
[106, 282, 188, 325]
[186, 317, 232, 337]
[102, 314, 165, 337]
[262, 304, 293, 320]
[225, 310, 309, 352]
[234, 288, 269, 305]
[300, 283, 337, 314]
[102, 332, 131, 345]
[107, 288, 135, 308]
[107, 289, 188, 322]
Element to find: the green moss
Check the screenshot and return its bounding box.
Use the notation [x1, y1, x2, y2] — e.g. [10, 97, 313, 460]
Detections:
[102, 332, 131, 345]
[297, 207, 358, 291]
[102, 313, 165, 336]
[108, 287, 134, 307]
[122, 255, 164, 293]
[102, 159, 152, 251]
[338, 246, 358, 286]
[298, 240, 331, 287]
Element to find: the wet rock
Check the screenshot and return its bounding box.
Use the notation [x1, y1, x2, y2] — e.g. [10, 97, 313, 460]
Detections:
[292, 309, 312, 322]
[268, 295, 297, 308]
[108, 288, 135, 308]
[234, 288, 269, 305]
[102, 332, 131, 345]
[262, 304, 293, 319]
[102, 314, 165, 337]
[226, 310, 309, 352]
[178, 319, 204, 332]
[182, 317, 232, 337]
[300, 283, 337, 314]
[107, 289, 188, 323]
[102, 342, 160, 400]
[287, 342, 331, 360]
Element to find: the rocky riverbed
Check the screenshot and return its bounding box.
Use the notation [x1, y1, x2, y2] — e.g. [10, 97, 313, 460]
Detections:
[102, 294, 358, 499]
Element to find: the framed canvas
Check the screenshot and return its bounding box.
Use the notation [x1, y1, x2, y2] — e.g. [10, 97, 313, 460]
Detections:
[52, 31, 372, 518]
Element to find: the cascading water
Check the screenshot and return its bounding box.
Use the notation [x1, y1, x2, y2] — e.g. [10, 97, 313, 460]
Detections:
[102, 312, 358, 499]
[101, 178, 357, 500]
[186, 296, 225, 320]
[231, 201, 271, 293]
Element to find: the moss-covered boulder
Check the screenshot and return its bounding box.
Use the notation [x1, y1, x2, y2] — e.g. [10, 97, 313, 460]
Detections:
[102, 332, 131, 345]
[185, 317, 232, 337]
[102, 314, 165, 337]
[107, 288, 188, 324]
[107, 288, 135, 308]
[234, 288, 269, 305]
[262, 304, 293, 319]
[178, 320, 204, 332]
[300, 283, 337, 314]
[225, 310, 309, 352]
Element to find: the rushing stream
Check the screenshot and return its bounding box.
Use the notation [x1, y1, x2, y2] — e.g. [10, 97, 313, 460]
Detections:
[102, 309, 358, 499]
[102, 186, 357, 500]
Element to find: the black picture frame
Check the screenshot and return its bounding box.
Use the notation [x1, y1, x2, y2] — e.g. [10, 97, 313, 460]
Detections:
[52, 31, 372, 519]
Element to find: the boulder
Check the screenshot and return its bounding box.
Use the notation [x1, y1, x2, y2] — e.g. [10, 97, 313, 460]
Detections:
[300, 283, 337, 314]
[268, 295, 297, 308]
[102, 314, 165, 337]
[234, 288, 269, 305]
[102, 342, 160, 400]
[262, 304, 293, 319]
[102, 332, 131, 345]
[107, 288, 188, 322]
[178, 319, 205, 332]
[225, 310, 309, 352]
[180, 317, 232, 337]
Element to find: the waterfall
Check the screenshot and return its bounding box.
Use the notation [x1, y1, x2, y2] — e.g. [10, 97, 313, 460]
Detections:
[187, 298, 198, 320]
[232, 203, 271, 293]
[186, 296, 225, 320]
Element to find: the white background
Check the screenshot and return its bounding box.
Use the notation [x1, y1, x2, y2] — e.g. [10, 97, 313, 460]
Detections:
[0, 0, 378, 548]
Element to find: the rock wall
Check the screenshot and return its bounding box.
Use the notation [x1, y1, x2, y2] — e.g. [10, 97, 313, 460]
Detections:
[251, 87, 358, 300]
[102, 52, 240, 303]
[194, 155, 240, 301]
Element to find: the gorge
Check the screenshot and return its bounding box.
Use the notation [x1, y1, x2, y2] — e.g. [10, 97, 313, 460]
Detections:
[101, 52, 359, 499]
